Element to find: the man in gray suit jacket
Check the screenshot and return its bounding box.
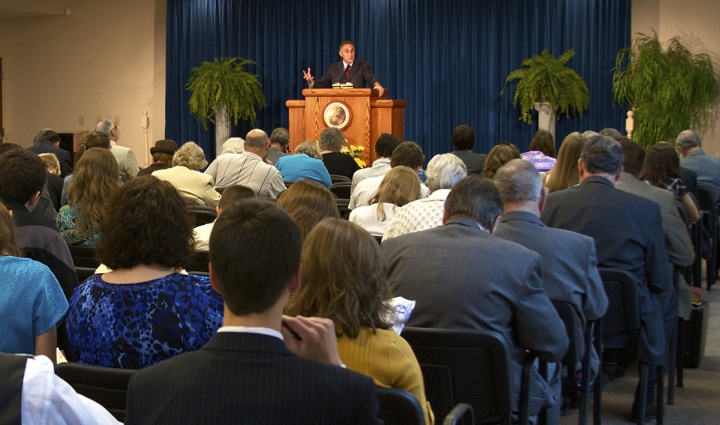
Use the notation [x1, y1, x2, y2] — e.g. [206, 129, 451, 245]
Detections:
[382, 175, 568, 422]
[493, 159, 608, 376]
[126, 199, 379, 425]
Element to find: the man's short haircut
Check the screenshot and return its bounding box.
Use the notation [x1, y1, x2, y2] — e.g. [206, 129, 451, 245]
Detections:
[210, 199, 302, 315]
[270, 128, 290, 146]
[317, 127, 345, 152]
[295, 140, 322, 159]
[426, 153, 468, 192]
[0, 150, 52, 204]
[493, 159, 542, 204]
[617, 137, 645, 176]
[34, 129, 61, 145]
[96, 119, 114, 136]
[390, 142, 425, 169]
[39, 153, 61, 173]
[0, 143, 23, 157]
[339, 40, 355, 50]
[581, 136, 624, 175]
[676, 130, 701, 150]
[245, 129, 269, 149]
[599, 127, 624, 140]
[451, 125, 476, 150]
[375, 133, 400, 158]
[221, 137, 245, 154]
[444, 175, 503, 230]
[218, 185, 256, 210]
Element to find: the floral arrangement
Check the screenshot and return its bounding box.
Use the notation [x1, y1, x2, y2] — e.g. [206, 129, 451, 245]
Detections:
[341, 144, 366, 168]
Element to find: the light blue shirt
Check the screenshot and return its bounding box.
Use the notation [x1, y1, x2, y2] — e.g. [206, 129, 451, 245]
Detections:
[275, 154, 332, 187]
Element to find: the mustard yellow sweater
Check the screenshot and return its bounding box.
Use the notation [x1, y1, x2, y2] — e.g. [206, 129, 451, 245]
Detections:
[337, 328, 434, 424]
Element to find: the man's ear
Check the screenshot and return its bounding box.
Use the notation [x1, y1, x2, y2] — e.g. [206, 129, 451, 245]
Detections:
[577, 158, 585, 180]
[538, 186, 549, 213]
[488, 215, 501, 234]
[209, 263, 222, 294]
[287, 265, 301, 295]
[25, 191, 41, 212]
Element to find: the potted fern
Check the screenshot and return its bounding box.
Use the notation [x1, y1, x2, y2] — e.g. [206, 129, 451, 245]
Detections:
[187, 57, 266, 154]
[502, 49, 589, 137]
[612, 33, 720, 148]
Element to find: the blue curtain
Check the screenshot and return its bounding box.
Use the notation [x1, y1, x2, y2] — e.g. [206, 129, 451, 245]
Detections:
[166, 0, 631, 161]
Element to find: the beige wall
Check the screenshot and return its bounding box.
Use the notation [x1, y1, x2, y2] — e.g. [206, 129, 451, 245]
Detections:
[632, 0, 720, 155]
[0, 0, 166, 167]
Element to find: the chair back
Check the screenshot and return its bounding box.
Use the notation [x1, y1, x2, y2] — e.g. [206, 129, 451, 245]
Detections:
[330, 174, 352, 184]
[69, 245, 99, 268]
[598, 268, 640, 349]
[329, 182, 352, 199]
[187, 205, 218, 227]
[401, 327, 516, 425]
[550, 300, 582, 367]
[185, 250, 209, 273]
[377, 387, 426, 425]
[75, 266, 97, 282]
[54, 363, 134, 421]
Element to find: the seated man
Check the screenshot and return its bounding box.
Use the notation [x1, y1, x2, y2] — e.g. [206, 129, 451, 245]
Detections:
[351, 133, 400, 191]
[382, 175, 568, 421]
[125, 199, 380, 424]
[450, 124, 487, 175]
[493, 159, 608, 375]
[193, 185, 255, 250]
[382, 153, 467, 241]
[676, 129, 720, 200]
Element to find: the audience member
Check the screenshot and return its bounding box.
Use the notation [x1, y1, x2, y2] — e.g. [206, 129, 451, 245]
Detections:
[61, 131, 112, 206]
[0, 203, 67, 364]
[65, 176, 223, 368]
[450, 124, 486, 175]
[277, 180, 339, 239]
[267, 127, 290, 164]
[27, 129, 73, 178]
[349, 166, 421, 237]
[540, 136, 674, 420]
[193, 185, 255, 250]
[0, 149, 78, 300]
[481, 143, 521, 179]
[96, 119, 140, 179]
[351, 133, 400, 190]
[318, 127, 360, 179]
[57, 149, 121, 247]
[39, 153, 64, 210]
[275, 140, 332, 187]
[286, 218, 433, 424]
[205, 129, 286, 198]
[599, 127, 624, 140]
[521, 130, 556, 172]
[382, 175, 568, 421]
[219, 137, 245, 154]
[138, 139, 179, 176]
[544, 132, 586, 193]
[676, 129, 720, 200]
[350, 141, 428, 209]
[645, 141, 700, 222]
[382, 153, 467, 241]
[493, 159, 608, 375]
[153, 142, 220, 207]
[124, 199, 380, 424]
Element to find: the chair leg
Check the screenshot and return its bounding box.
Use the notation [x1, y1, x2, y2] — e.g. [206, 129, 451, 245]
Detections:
[578, 323, 593, 425]
[637, 364, 647, 425]
[656, 365, 664, 425]
[667, 319, 678, 405]
[677, 319, 685, 388]
[593, 322, 602, 425]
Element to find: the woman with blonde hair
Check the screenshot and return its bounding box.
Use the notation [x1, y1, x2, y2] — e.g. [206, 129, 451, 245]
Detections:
[61, 131, 112, 206]
[286, 218, 434, 424]
[481, 143, 521, 179]
[0, 203, 67, 364]
[276, 179, 339, 239]
[57, 149, 121, 246]
[544, 132, 586, 193]
[349, 166, 421, 237]
[152, 141, 221, 207]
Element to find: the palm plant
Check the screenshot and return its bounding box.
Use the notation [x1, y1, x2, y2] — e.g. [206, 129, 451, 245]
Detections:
[502, 49, 589, 124]
[613, 33, 720, 147]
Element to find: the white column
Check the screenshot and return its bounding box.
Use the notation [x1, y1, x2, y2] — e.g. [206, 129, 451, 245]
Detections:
[534, 102, 556, 139]
[214, 106, 231, 157]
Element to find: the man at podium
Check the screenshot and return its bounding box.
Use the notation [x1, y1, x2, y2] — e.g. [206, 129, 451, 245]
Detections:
[303, 40, 386, 96]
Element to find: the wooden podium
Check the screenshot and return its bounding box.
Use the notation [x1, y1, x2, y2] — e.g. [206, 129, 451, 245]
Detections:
[286, 89, 406, 164]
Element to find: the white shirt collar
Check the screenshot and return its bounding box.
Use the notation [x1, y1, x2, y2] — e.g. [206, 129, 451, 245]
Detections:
[217, 326, 283, 340]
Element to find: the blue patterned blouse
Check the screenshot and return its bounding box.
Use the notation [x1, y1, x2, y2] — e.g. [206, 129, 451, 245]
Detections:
[66, 273, 223, 369]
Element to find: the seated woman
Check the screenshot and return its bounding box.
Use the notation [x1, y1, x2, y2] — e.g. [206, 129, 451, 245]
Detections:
[481, 143, 521, 179]
[0, 203, 67, 364]
[277, 179, 339, 239]
[318, 127, 360, 179]
[57, 149, 121, 246]
[275, 140, 332, 187]
[521, 129, 556, 172]
[286, 218, 434, 424]
[61, 131, 112, 206]
[65, 176, 223, 369]
[644, 141, 700, 222]
[543, 132, 586, 193]
[349, 166, 421, 237]
[153, 141, 221, 207]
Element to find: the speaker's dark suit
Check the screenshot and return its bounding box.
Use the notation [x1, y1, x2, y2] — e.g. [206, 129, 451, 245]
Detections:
[540, 176, 674, 365]
[314, 60, 379, 89]
[125, 332, 380, 425]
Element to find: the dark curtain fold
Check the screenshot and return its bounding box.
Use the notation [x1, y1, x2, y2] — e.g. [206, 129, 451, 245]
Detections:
[166, 0, 631, 160]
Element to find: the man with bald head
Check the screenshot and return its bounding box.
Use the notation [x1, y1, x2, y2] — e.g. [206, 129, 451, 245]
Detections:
[205, 129, 286, 198]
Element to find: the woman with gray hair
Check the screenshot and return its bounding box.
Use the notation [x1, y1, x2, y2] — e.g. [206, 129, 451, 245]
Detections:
[152, 141, 220, 207]
[318, 127, 360, 179]
[275, 141, 332, 187]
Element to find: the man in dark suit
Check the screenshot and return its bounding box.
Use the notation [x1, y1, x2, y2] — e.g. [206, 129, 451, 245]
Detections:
[303, 40, 386, 96]
[450, 125, 487, 175]
[540, 136, 674, 419]
[27, 129, 73, 178]
[125, 199, 380, 425]
[493, 159, 608, 376]
[382, 175, 568, 422]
